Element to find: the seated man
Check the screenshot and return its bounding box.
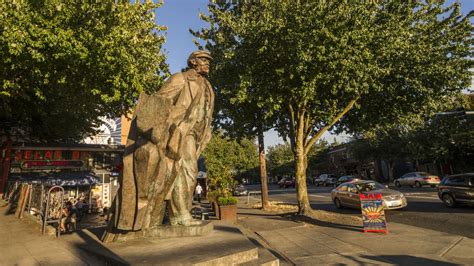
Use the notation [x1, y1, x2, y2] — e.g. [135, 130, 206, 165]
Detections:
[75, 199, 85, 221]
[60, 201, 78, 232]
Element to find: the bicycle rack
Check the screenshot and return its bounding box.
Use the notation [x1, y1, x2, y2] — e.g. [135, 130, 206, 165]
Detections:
[42, 186, 65, 237]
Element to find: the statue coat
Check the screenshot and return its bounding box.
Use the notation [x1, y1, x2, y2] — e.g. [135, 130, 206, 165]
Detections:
[113, 68, 214, 231]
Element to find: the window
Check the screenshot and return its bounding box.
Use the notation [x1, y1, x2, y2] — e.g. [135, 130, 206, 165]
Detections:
[347, 184, 358, 193]
[356, 182, 384, 192]
[338, 185, 348, 192]
[469, 177, 474, 187]
[445, 176, 466, 186]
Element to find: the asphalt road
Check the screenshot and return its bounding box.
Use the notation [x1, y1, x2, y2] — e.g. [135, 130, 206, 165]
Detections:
[245, 184, 474, 239]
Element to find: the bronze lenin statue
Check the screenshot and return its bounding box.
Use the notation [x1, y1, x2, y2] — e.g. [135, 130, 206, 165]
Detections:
[110, 51, 214, 232]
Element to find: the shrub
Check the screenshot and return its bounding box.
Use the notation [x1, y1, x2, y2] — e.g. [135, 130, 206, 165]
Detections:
[217, 196, 238, 206]
[207, 190, 220, 202]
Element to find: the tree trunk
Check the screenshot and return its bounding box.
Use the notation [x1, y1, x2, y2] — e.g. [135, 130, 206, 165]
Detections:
[0, 139, 11, 197]
[295, 135, 311, 215]
[294, 109, 312, 215]
[388, 161, 394, 181]
[257, 127, 269, 209]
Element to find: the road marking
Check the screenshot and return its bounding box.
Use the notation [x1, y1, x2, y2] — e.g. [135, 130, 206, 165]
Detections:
[404, 193, 439, 200]
[439, 237, 465, 257]
[404, 192, 437, 196]
[309, 194, 328, 199]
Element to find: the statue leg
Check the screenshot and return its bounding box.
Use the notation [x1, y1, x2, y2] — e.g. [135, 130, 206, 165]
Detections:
[133, 140, 162, 230]
[146, 153, 178, 228]
[169, 135, 200, 226]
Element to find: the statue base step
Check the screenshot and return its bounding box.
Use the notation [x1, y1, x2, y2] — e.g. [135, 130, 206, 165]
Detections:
[104, 221, 214, 242]
[70, 221, 278, 265]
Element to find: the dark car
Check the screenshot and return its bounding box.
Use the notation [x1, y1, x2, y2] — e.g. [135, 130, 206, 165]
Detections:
[232, 184, 249, 196]
[438, 173, 474, 207]
[278, 177, 296, 188]
[334, 175, 358, 187]
[314, 174, 336, 187]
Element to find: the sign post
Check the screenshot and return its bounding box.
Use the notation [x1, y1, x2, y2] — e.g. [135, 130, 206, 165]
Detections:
[360, 193, 388, 234]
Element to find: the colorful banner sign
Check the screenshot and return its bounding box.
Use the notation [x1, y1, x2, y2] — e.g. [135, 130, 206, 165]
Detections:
[360, 193, 388, 234]
[21, 160, 84, 170]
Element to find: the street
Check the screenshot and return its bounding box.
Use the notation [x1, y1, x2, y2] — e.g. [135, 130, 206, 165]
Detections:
[245, 184, 474, 239]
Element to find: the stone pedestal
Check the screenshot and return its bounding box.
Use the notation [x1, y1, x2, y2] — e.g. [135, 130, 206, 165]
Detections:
[104, 221, 213, 242]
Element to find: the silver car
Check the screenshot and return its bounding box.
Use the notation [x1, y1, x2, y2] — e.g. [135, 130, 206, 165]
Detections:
[331, 180, 407, 210]
[394, 172, 441, 188]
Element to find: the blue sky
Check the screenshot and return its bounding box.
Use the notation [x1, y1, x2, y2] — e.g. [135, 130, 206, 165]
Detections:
[155, 0, 473, 147]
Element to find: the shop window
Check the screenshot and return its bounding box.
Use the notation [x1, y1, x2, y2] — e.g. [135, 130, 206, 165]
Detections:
[44, 151, 53, 160]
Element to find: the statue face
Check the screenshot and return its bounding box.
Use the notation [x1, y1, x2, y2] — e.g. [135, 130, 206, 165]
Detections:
[193, 57, 211, 76]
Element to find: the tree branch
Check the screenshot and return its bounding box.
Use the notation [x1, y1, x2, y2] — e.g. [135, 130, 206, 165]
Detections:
[304, 97, 359, 156]
[303, 111, 312, 147]
[288, 103, 297, 154]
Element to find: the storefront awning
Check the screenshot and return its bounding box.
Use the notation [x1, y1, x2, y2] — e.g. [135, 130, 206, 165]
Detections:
[8, 171, 101, 186]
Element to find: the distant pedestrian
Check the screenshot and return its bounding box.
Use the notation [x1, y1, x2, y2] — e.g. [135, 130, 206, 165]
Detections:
[195, 183, 203, 203]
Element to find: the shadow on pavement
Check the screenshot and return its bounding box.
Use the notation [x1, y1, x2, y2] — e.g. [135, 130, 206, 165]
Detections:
[398, 200, 474, 214]
[360, 254, 458, 266]
[214, 224, 243, 234]
[72, 228, 129, 265]
[237, 211, 297, 217]
[87, 226, 107, 239]
[291, 214, 362, 232]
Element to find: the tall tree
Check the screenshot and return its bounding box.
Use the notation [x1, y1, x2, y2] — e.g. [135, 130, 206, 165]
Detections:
[0, 1, 168, 142]
[191, 10, 277, 209]
[351, 93, 474, 178]
[202, 133, 259, 186]
[196, 1, 472, 215]
[267, 142, 295, 178]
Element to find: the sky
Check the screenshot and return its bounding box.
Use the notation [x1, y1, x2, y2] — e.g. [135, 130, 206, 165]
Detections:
[155, 0, 474, 148]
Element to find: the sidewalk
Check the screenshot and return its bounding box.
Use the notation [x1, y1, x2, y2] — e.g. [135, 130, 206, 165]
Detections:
[0, 201, 101, 265]
[2, 197, 473, 265]
[0, 200, 276, 265]
[237, 196, 474, 265]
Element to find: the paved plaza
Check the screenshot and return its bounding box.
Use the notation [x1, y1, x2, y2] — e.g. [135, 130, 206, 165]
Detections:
[1, 198, 474, 265]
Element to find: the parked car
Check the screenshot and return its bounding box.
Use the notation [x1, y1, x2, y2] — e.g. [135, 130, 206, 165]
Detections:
[278, 177, 296, 188]
[438, 173, 474, 207]
[394, 172, 441, 188]
[314, 174, 336, 187]
[334, 175, 358, 187]
[331, 180, 407, 210]
[232, 184, 249, 196]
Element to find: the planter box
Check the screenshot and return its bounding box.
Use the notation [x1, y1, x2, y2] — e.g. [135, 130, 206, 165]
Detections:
[212, 201, 219, 218]
[218, 204, 237, 222]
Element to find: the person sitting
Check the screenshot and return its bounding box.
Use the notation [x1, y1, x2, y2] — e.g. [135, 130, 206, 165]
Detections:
[60, 201, 78, 232]
[75, 199, 84, 222]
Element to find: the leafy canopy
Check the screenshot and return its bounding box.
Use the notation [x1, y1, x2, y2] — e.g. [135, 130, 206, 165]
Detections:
[0, 1, 169, 142]
[202, 133, 259, 191]
[196, 1, 472, 214]
[196, 1, 472, 151]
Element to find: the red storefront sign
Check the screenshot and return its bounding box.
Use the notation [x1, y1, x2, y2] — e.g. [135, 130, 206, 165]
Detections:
[44, 151, 53, 160]
[21, 160, 84, 170]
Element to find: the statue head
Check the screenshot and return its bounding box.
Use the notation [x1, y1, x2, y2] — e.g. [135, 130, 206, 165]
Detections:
[187, 50, 213, 76]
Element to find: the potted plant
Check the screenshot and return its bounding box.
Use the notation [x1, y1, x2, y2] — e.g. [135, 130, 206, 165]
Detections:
[217, 195, 238, 222]
[206, 190, 220, 217]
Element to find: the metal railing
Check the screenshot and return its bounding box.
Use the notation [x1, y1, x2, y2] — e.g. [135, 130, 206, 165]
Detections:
[246, 191, 261, 205]
[42, 186, 65, 237]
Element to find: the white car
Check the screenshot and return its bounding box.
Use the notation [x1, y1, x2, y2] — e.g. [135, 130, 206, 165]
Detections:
[394, 172, 441, 188]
